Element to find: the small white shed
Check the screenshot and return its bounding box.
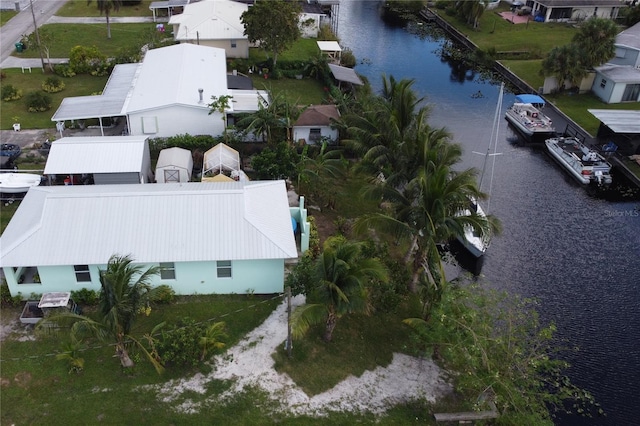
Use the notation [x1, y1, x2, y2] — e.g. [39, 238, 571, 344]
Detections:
[155, 147, 193, 183]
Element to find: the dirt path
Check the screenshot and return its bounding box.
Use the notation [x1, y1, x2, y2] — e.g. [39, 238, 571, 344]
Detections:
[149, 296, 452, 416]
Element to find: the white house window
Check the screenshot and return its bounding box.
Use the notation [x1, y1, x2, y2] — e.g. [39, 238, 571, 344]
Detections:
[600, 79, 607, 89]
[217, 260, 232, 278]
[74, 265, 91, 282]
[160, 262, 176, 280]
[230, 40, 237, 48]
[615, 47, 626, 58]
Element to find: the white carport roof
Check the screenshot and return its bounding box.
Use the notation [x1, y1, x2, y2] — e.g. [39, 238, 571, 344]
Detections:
[588, 109, 640, 133]
[0, 181, 298, 268]
[317, 41, 342, 53]
[328, 63, 363, 86]
[51, 63, 139, 121]
[43, 136, 149, 175]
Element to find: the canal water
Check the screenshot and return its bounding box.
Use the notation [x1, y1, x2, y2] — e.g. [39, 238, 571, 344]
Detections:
[336, 2, 640, 425]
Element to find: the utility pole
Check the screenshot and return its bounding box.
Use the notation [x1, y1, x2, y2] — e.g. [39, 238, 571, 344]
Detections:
[29, 0, 46, 71]
[286, 286, 292, 358]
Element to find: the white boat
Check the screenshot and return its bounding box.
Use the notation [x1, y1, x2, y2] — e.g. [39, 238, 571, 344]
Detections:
[504, 94, 555, 139]
[456, 83, 504, 259]
[545, 136, 613, 185]
[0, 173, 42, 193]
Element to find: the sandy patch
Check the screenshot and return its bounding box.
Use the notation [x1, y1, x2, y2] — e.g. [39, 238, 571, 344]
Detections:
[149, 296, 451, 416]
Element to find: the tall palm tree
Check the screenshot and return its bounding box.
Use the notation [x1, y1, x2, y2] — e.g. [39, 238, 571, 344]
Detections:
[290, 236, 389, 342]
[39, 254, 163, 373]
[88, 0, 122, 39]
[296, 142, 347, 209]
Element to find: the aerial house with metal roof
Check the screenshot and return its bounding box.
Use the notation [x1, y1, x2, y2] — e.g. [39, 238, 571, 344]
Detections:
[0, 181, 304, 297]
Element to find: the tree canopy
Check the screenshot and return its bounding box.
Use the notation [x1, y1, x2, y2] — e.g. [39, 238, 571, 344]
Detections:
[88, 0, 122, 39]
[241, 0, 302, 67]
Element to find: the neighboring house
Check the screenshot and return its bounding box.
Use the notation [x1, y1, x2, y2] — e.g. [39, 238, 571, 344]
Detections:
[168, 0, 250, 58]
[526, 0, 625, 22]
[155, 147, 194, 183]
[592, 22, 640, 103]
[43, 136, 153, 185]
[298, 1, 328, 38]
[0, 181, 308, 297]
[52, 44, 267, 138]
[293, 104, 340, 144]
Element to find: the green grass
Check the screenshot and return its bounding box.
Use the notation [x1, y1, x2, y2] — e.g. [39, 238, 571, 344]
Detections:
[0, 68, 109, 130]
[250, 76, 327, 106]
[57, 0, 156, 18]
[437, 5, 576, 54]
[500, 59, 544, 90]
[546, 91, 640, 135]
[14, 23, 159, 58]
[249, 38, 321, 64]
[273, 300, 422, 396]
[0, 10, 18, 26]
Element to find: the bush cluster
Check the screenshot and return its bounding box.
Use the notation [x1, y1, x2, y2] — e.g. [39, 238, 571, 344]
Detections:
[0, 280, 22, 307]
[41, 76, 65, 93]
[70, 288, 99, 305]
[2, 84, 23, 101]
[156, 318, 206, 367]
[151, 284, 176, 304]
[25, 91, 52, 112]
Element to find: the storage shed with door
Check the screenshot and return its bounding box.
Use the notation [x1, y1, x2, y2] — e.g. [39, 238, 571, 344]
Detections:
[155, 147, 193, 183]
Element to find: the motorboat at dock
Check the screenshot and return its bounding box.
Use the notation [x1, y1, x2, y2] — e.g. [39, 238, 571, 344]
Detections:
[504, 94, 555, 140]
[544, 136, 613, 185]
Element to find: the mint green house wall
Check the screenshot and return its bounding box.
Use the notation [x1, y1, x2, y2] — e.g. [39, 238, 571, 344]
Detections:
[4, 259, 285, 298]
[290, 196, 310, 253]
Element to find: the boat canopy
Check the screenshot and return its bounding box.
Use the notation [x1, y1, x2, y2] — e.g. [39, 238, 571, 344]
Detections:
[515, 94, 545, 106]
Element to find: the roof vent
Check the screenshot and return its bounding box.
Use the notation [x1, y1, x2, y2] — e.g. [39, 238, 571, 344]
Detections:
[198, 88, 204, 103]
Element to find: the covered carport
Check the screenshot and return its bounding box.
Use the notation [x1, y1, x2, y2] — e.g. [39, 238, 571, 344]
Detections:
[50, 63, 139, 137]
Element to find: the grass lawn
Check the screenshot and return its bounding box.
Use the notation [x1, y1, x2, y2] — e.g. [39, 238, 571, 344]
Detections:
[0, 10, 18, 26]
[437, 5, 576, 54]
[500, 58, 544, 90]
[14, 23, 159, 58]
[249, 38, 321, 64]
[0, 68, 109, 130]
[57, 0, 157, 18]
[250, 75, 327, 106]
[273, 300, 422, 396]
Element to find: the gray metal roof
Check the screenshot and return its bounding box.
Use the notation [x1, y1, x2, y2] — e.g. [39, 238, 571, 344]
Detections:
[616, 21, 640, 50]
[588, 109, 640, 133]
[328, 63, 363, 86]
[595, 63, 640, 83]
[0, 181, 298, 268]
[51, 63, 139, 121]
[43, 136, 149, 175]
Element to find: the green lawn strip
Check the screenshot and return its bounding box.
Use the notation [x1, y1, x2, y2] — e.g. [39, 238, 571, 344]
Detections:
[250, 76, 328, 106]
[13, 23, 157, 58]
[0, 10, 18, 26]
[249, 38, 321, 64]
[0, 294, 281, 425]
[436, 5, 576, 54]
[273, 298, 422, 396]
[57, 0, 157, 18]
[500, 59, 544, 90]
[0, 68, 109, 130]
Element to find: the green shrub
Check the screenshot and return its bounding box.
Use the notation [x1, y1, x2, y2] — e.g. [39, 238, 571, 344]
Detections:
[53, 63, 76, 77]
[70, 288, 100, 305]
[285, 253, 315, 296]
[25, 91, 52, 112]
[340, 48, 357, 68]
[42, 76, 65, 93]
[156, 318, 206, 367]
[307, 215, 321, 258]
[0, 279, 22, 307]
[1, 84, 23, 101]
[152, 284, 176, 304]
[69, 45, 107, 75]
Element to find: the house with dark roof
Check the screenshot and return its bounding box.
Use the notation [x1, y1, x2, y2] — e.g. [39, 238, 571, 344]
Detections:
[591, 22, 640, 103]
[293, 104, 340, 144]
[526, 0, 625, 22]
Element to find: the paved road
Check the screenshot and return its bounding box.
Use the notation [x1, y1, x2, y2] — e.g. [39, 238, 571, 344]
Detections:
[0, 0, 67, 65]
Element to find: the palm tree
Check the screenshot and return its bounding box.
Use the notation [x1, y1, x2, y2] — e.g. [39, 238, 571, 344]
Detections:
[88, 0, 122, 39]
[296, 142, 347, 209]
[199, 322, 227, 361]
[290, 236, 389, 342]
[540, 44, 586, 91]
[39, 254, 163, 373]
[572, 18, 618, 68]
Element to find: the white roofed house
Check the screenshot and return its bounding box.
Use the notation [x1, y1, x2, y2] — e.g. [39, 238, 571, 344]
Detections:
[52, 43, 267, 139]
[43, 136, 153, 185]
[0, 181, 309, 297]
[168, 0, 250, 58]
[528, 0, 626, 23]
[591, 22, 640, 103]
